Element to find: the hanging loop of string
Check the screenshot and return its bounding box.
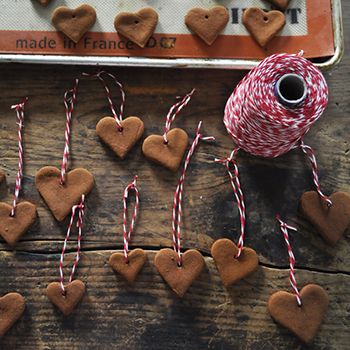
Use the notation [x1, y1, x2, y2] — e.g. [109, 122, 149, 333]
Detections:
[122, 176, 140, 264]
[82, 71, 125, 131]
[172, 121, 215, 266]
[163, 89, 195, 144]
[61, 78, 79, 185]
[300, 140, 332, 207]
[215, 148, 246, 258]
[59, 195, 85, 294]
[276, 215, 302, 306]
[10, 97, 28, 217]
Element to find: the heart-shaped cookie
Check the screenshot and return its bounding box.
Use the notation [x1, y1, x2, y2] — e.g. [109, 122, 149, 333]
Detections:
[52, 5, 96, 43]
[185, 6, 229, 46]
[299, 191, 350, 245]
[266, 0, 291, 10]
[47, 280, 86, 316]
[114, 8, 159, 48]
[243, 8, 286, 47]
[154, 249, 205, 297]
[96, 116, 144, 159]
[109, 248, 147, 283]
[0, 202, 37, 247]
[142, 128, 189, 172]
[35, 166, 94, 222]
[0, 293, 25, 338]
[36, 0, 51, 6]
[268, 284, 329, 343]
[211, 238, 259, 287]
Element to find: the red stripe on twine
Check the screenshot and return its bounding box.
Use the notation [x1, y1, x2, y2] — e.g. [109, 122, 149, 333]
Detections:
[82, 71, 125, 131]
[215, 148, 246, 258]
[122, 176, 140, 263]
[276, 215, 302, 306]
[10, 97, 28, 217]
[60, 78, 79, 185]
[163, 89, 195, 144]
[59, 195, 85, 294]
[300, 140, 332, 207]
[172, 121, 215, 266]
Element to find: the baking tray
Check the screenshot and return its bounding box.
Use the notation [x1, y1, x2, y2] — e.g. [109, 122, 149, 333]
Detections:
[0, 0, 343, 70]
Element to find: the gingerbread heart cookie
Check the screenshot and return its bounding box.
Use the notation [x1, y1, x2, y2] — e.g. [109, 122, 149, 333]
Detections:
[114, 8, 159, 48]
[0, 202, 37, 247]
[109, 248, 147, 283]
[47, 280, 86, 316]
[96, 116, 144, 159]
[266, 0, 291, 10]
[185, 6, 229, 46]
[299, 191, 350, 245]
[142, 128, 188, 172]
[35, 166, 94, 221]
[268, 284, 329, 343]
[243, 8, 286, 47]
[211, 238, 259, 287]
[0, 292, 25, 338]
[52, 5, 96, 43]
[36, 0, 51, 6]
[154, 249, 205, 297]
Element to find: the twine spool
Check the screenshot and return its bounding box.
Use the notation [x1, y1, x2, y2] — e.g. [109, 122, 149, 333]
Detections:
[224, 53, 328, 158]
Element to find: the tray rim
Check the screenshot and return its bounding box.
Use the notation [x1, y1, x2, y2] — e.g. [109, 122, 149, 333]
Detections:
[0, 0, 344, 70]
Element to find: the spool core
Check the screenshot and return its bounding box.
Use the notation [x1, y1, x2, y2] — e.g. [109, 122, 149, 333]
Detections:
[275, 74, 307, 108]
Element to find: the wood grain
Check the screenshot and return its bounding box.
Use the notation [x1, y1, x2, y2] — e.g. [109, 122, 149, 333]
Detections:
[0, 2, 349, 348]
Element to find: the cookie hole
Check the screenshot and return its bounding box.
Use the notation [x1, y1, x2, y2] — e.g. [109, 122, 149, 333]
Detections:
[134, 20, 139, 25]
[163, 140, 169, 145]
[72, 15, 76, 19]
[118, 127, 124, 132]
[263, 16, 269, 22]
[61, 290, 67, 297]
[205, 15, 209, 19]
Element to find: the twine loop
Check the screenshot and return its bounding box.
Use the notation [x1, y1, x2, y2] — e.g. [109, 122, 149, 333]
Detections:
[172, 121, 215, 266]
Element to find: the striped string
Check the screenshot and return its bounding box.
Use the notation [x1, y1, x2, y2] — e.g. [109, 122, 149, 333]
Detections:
[172, 121, 215, 266]
[300, 140, 332, 207]
[10, 98, 28, 217]
[215, 148, 246, 258]
[276, 215, 302, 306]
[163, 89, 195, 144]
[82, 71, 125, 131]
[60, 78, 79, 185]
[59, 195, 85, 294]
[122, 176, 140, 263]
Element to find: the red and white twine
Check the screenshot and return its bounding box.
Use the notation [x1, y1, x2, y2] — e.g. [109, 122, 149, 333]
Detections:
[276, 215, 302, 306]
[215, 148, 246, 258]
[59, 195, 85, 294]
[122, 176, 140, 263]
[224, 52, 330, 204]
[163, 89, 195, 144]
[61, 78, 79, 185]
[10, 98, 28, 217]
[172, 121, 215, 265]
[83, 71, 125, 131]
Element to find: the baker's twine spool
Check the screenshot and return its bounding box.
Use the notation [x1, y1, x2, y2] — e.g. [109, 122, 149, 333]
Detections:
[224, 52, 331, 205]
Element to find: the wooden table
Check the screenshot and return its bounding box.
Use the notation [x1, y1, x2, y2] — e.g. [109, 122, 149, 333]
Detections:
[0, 4, 349, 349]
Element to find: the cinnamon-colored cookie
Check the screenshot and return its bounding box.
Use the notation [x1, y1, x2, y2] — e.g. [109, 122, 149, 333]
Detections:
[0, 202, 37, 247]
[96, 116, 144, 159]
[36, 0, 51, 6]
[109, 248, 147, 283]
[299, 191, 350, 245]
[114, 8, 159, 48]
[185, 6, 229, 45]
[0, 170, 5, 184]
[211, 238, 259, 287]
[0, 293, 25, 338]
[142, 128, 188, 172]
[35, 166, 94, 222]
[243, 8, 286, 47]
[268, 284, 329, 343]
[52, 5, 96, 43]
[154, 249, 205, 297]
[266, 0, 291, 10]
[47, 280, 85, 316]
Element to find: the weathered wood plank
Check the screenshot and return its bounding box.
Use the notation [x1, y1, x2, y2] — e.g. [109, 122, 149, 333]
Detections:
[0, 250, 348, 350]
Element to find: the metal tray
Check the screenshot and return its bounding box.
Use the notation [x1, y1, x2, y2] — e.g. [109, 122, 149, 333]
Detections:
[0, 0, 343, 70]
